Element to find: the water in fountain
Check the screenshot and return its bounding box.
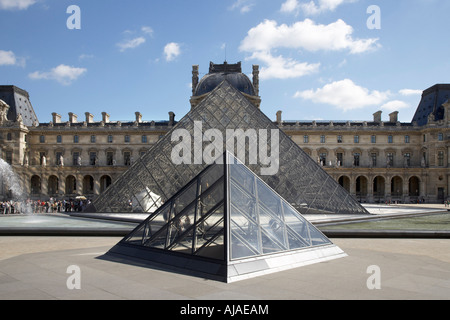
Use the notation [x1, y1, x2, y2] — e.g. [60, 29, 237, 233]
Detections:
[0, 158, 32, 213]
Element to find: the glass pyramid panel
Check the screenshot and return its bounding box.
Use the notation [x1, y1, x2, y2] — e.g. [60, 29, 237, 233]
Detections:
[227, 153, 332, 261]
[94, 80, 368, 217]
[121, 163, 226, 260]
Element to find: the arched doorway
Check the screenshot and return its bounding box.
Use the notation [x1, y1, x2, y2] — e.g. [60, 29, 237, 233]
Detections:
[100, 175, 112, 193]
[65, 175, 77, 195]
[83, 175, 94, 195]
[48, 176, 59, 196]
[338, 176, 350, 193]
[409, 176, 420, 199]
[31, 175, 41, 195]
[356, 176, 368, 202]
[373, 176, 385, 203]
[391, 176, 403, 198]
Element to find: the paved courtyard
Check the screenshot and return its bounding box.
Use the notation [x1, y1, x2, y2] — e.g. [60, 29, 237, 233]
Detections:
[0, 204, 449, 300]
[0, 236, 449, 300]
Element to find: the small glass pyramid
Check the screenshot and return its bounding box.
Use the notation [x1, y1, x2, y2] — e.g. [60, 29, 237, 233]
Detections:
[108, 152, 346, 283]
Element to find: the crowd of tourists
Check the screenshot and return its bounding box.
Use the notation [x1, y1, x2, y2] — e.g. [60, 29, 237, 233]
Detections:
[1, 198, 91, 214]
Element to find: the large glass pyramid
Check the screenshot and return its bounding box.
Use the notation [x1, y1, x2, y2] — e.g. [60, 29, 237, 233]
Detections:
[107, 152, 346, 283]
[92, 79, 369, 216]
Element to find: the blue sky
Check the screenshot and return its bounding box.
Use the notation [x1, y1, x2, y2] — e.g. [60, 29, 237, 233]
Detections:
[1, 0, 449, 123]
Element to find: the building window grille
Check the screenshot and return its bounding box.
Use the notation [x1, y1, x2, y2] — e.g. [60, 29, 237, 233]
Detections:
[405, 135, 410, 143]
[303, 135, 309, 143]
[337, 135, 342, 143]
[73, 135, 79, 143]
[124, 135, 130, 143]
[388, 135, 393, 144]
[371, 135, 376, 144]
[108, 135, 113, 143]
[40, 135, 45, 143]
[438, 151, 445, 167]
[142, 135, 148, 143]
[320, 135, 326, 143]
[91, 135, 96, 143]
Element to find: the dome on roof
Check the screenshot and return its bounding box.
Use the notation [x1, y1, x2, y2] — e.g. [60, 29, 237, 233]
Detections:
[193, 62, 256, 97]
[194, 72, 255, 97]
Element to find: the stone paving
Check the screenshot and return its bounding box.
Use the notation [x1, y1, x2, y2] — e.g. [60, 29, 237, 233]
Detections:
[0, 204, 449, 300]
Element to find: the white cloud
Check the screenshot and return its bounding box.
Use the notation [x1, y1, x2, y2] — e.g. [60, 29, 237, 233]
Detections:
[117, 37, 146, 52]
[399, 89, 422, 96]
[0, 0, 36, 10]
[294, 79, 390, 111]
[164, 42, 181, 62]
[141, 26, 154, 36]
[298, 0, 357, 15]
[240, 19, 379, 54]
[229, 0, 255, 13]
[0, 50, 17, 66]
[248, 51, 320, 80]
[0, 50, 25, 67]
[29, 64, 87, 85]
[380, 100, 410, 112]
[280, 0, 300, 13]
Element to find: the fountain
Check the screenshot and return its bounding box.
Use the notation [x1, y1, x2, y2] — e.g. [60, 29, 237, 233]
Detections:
[0, 154, 31, 213]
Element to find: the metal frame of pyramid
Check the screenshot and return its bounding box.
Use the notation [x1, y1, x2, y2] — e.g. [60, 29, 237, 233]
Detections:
[106, 152, 346, 283]
[92, 80, 369, 217]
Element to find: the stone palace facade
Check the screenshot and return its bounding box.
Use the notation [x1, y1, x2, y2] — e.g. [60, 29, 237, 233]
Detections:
[0, 66, 449, 204]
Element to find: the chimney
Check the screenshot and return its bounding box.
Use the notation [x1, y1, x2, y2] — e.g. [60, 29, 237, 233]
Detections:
[373, 111, 382, 123]
[102, 112, 110, 123]
[169, 112, 175, 126]
[85, 112, 94, 123]
[68, 112, 78, 124]
[389, 111, 399, 123]
[252, 65, 260, 96]
[52, 113, 61, 124]
[192, 65, 199, 95]
[135, 112, 142, 123]
[276, 111, 282, 125]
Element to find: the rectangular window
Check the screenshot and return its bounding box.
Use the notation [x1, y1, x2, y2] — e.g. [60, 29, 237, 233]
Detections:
[91, 135, 96, 143]
[371, 135, 376, 144]
[57, 135, 62, 144]
[108, 135, 113, 143]
[142, 135, 148, 143]
[336, 153, 343, 167]
[106, 152, 114, 166]
[388, 135, 393, 144]
[337, 135, 342, 143]
[319, 153, 327, 166]
[73, 135, 79, 143]
[73, 152, 80, 166]
[90, 152, 97, 166]
[124, 152, 131, 166]
[39, 152, 46, 166]
[404, 153, 411, 167]
[387, 153, 394, 167]
[438, 151, 445, 167]
[320, 135, 326, 143]
[404, 135, 410, 143]
[56, 152, 63, 166]
[124, 135, 130, 143]
[40, 135, 45, 143]
[354, 135, 359, 144]
[353, 153, 360, 167]
[303, 135, 309, 143]
[371, 153, 377, 167]
[438, 133, 444, 141]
